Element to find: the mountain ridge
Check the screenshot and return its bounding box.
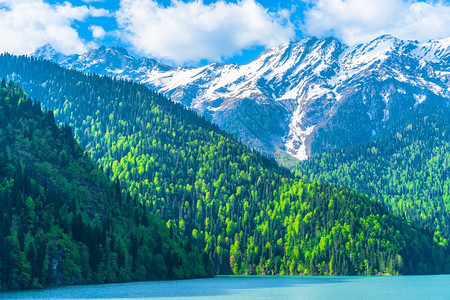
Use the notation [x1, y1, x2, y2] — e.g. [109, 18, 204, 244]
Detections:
[33, 35, 450, 165]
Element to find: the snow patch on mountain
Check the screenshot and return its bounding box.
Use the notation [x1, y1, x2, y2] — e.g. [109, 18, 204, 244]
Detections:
[33, 35, 450, 163]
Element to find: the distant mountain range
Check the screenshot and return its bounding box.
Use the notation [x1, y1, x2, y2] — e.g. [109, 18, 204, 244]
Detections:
[34, 35, 450, 165]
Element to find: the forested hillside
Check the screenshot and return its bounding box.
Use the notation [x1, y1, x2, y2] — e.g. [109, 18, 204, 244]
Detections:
[0, 55, 449, 276]
[0, 81, 211, 290]
[296, 117, 450, 244]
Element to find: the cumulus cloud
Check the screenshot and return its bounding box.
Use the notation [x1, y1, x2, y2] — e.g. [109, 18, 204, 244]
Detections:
[116, 0, 295, 64]
[303, 0, 450, 45]
[0, 0, 110, 55]
[90, 25, 107, 39]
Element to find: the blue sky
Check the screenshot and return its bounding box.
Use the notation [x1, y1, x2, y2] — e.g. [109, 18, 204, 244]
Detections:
[69, 0, 307, 65]
[0, 0, 449, 66]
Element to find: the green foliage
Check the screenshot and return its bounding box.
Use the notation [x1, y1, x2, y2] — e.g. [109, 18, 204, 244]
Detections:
[0, 55, 449, 279]
[309, 83, 450, 156]
[0, 82, 211, 290]
[296, 117, 450, 244]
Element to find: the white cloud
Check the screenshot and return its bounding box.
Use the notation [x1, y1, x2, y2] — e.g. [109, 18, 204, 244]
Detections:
[116, 0, 295, 64]
[90, 25, 107, 39]
[0, 0, 110, 55]
[303, 0, 450, 45]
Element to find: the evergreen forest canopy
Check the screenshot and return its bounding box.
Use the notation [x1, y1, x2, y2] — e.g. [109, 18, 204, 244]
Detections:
[308, 82, 450, 157]
[0, 81, 211, 290]
[0, 54, 449, 285]
[295, 117, 450, 244]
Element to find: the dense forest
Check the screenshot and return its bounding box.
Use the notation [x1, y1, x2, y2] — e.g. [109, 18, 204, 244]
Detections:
[0, 55, 449, 278]
[309, 80, 450, 156]
[296, 117, 450, 244]
[0, 81, 211, 290]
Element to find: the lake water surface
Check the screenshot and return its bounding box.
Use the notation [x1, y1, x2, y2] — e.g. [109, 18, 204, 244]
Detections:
[1, 275, 449, 299]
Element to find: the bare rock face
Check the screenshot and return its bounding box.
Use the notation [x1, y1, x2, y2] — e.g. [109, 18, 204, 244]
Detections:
[35, 35, 450, 164]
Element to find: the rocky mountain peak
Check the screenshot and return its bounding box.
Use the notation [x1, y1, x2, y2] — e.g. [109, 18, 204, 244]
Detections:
[33, 35, 450, 165]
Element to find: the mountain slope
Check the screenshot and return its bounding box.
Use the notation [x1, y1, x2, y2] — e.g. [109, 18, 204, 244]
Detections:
[0, 80, 211, 290]
[34, 35, 450, 164]
[0, 55, 448, 275]
[295, 117, 450, 243]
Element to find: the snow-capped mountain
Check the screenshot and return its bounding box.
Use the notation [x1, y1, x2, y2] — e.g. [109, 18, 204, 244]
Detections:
[34, 35, 450, 164]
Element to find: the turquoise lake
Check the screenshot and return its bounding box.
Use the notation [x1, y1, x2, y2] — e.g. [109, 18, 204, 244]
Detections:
[1, 275, 449, 299]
